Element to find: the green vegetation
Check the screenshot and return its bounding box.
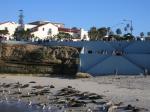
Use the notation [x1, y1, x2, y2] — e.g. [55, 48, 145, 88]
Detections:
[88, 26, 134, 41]
[0, 29, 9, 36]
[54, 32, 72, 41]
[13, 29, 34, 41]
[88, 27, 107, 40]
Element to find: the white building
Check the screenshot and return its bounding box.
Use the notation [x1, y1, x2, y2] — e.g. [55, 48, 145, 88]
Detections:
[58, 27, 89, 41]
[0, 21, 89, 41]
[0, 21, 19, 39]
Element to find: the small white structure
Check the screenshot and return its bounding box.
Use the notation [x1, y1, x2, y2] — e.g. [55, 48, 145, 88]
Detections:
[0, 20, 89, 41]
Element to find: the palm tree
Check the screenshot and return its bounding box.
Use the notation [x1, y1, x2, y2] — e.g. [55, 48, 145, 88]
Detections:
[97, 27, 107, 40]
[124, 27, 127, 34]
[140, 32, 144, 38]
[14, 29, 33, 41]
[71, 27, 78, 30]
[88, 27, 98, 40]
[147, 32, 150, 37]
[116, 28, 122, 35]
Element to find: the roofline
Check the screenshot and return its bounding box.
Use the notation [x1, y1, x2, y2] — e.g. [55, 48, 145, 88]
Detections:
[0, 21, 17, 25]
[28, 21, 64, 25]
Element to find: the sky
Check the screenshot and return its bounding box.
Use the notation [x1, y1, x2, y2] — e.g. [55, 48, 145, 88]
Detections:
[0, 0, 150, 36]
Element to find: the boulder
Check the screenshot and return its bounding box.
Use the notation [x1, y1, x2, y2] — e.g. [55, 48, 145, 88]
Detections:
[75, 72, 93, 78]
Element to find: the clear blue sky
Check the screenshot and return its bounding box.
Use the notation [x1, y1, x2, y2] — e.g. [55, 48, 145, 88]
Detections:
[0, 0, 150, 36]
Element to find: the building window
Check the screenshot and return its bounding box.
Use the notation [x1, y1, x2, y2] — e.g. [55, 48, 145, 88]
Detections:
[5, 27, 8, 31]
[48, 29, 52, 35]
[43, 28, 45, 31]
[88, 50, 92, 54]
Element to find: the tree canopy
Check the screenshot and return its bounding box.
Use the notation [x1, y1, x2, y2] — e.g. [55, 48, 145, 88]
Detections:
[88, 27, 107, 40]
[88, 26, 135, 41]
[14, 29, 34, 41]
[0, 29, 9, 36]
[54, 32, 72, 40]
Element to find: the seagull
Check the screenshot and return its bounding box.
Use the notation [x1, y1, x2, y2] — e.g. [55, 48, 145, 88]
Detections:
[42, 104, 46, 110]
[4, 95, 8, 102]
[48, 106, 51, 110]
[27, 92, 30, 96]
[18, 88, 21, 92]
[2, 88, 5, 94]
[87, 107, 93, 112]
[17, 95, 21, 102]
[8, 90, 11, 94]
[29, 101, 32, 106]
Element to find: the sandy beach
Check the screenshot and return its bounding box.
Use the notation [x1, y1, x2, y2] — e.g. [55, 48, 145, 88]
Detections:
[0, 74, 150, 112]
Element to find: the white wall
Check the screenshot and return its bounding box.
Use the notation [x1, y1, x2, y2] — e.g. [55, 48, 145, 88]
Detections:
[31, 23, 58, 39]
[80, 29, 89, 41]
[0, 22, 19, 38]
[79, 41, 150, 75]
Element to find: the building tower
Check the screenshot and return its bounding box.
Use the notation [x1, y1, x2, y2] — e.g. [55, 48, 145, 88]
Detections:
[18, 10, 24, 30]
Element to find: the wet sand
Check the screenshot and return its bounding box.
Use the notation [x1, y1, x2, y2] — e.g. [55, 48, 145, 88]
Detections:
[0, 74, 149, 112]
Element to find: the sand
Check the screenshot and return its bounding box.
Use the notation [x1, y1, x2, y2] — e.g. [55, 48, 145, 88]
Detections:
[0, 74, 150, 111]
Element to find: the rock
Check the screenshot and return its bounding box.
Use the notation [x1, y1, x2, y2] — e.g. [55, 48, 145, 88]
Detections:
[67, 86, 72, 88]
[1, 44, 79, 64]
[124, 104, 135, 110]
[75, 72, 92, 78]
[29, 81, 36, 83]
[50, 85, 55, 88]
[108, 105, 118, 112]
[89, 95, 103, 100]
[21, 84, 29, 88]
[12, 91, 22, 95]
[69, 101, 86, 107]
[32, 85, 44, 89]
[2, 83, 11, 88]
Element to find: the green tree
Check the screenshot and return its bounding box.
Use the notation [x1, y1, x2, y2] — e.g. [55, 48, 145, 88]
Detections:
[14, 29, 33, 41]
[140, 32, 144, 38]
[88, 27, 98, 40]
[97, 27, 107, 40]
[147, 32, 150, 37]
[116, 28, 122, 35]
[71, 27, 78, 30]
[124, 27, 127, 34]
[0, 29, 9, 36]
[123, 33, 134, 40]
[55, 32, 72, 40]
[88, 27, 108, 40]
